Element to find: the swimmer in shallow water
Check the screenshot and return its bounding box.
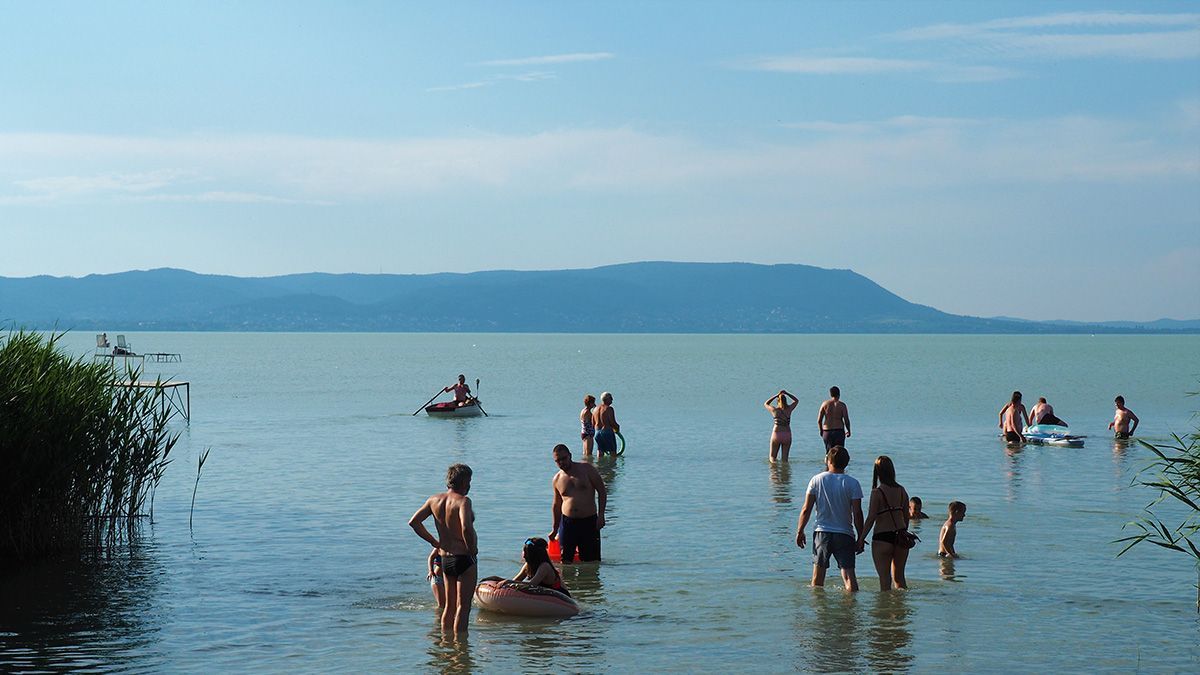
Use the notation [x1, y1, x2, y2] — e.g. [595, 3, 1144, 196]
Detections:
[580, 394, 597, 457]
[938, 501, 967, 558]
[1108, 395, 1139, 439]
[908, 496, 929, 520]
[999, 392, 1030, 444]
[765, 389, 798, 462]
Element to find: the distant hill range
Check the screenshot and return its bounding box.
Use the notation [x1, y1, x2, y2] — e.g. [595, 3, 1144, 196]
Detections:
[1, 262, 1195, 333]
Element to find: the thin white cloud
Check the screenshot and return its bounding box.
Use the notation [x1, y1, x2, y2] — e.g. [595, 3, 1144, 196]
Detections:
[782, 116, 984, 133]
[0, 113, 1194, 207]
[427, 71, 557, 93]
[475, 52, 614, 67]
[893, 11, 1200, 60]
[896, 11, 1200, 40]
[426, 80, 492, 93]
[747, 56, 927, 74]
[15, 169, 195, 196]
[128, 191, 333, 205]
[742, 56, 1017, 82]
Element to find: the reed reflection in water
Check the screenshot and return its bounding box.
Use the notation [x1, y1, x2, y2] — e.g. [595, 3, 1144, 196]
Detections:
[0, 545, 165, 672]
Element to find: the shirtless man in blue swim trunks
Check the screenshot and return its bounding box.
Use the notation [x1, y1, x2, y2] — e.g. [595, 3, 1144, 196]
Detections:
[409, 463, 477, 634]
[593, 392, 621, 456]
[548, 444, 607, 562]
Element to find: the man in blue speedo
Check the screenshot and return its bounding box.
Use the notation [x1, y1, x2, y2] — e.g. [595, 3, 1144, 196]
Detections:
[795, 445, 864, 591]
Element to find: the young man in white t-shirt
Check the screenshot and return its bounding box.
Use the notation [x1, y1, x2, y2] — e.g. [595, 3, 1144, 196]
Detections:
[795, 445, 864, 591]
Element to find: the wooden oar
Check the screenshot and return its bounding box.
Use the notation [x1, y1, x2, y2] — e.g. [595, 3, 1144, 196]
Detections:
[412, 387, 446, 416]
[474, 378, 489, 417]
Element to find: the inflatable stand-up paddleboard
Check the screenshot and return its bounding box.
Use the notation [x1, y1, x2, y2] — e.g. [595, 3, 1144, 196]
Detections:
[475, 577, 579, 618]
[1023, 424, 1086, 448]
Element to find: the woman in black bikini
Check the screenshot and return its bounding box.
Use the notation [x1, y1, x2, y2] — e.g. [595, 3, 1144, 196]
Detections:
[857, 455, 911, 591]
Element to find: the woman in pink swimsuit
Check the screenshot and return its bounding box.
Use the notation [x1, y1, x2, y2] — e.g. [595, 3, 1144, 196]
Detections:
[764, 389, 798, 462]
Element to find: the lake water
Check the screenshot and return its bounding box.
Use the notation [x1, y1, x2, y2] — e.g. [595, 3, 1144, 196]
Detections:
[2, 332, 1198, 672]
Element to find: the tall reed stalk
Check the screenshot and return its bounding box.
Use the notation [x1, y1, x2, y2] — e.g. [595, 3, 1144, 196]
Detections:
[0, 330, 177, 561]
[1116, 385, 1200, 611]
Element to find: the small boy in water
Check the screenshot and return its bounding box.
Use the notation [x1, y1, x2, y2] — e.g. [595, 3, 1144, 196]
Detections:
[908, 496, 930, 520]
[938, 501, 967, 558]
[427, 549, 445, 609]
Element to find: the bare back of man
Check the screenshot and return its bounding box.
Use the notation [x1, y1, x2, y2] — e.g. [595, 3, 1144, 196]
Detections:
[818, 391, 851, 450]
[426, 492, 475, 556]
[819, 400, 849, 430]
[410, 465, 477, 634]
[593, 403, 618, 432]
[592, 393, 620, 456]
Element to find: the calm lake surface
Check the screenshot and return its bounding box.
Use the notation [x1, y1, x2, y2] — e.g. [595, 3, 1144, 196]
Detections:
[2, 332, 1198, 672]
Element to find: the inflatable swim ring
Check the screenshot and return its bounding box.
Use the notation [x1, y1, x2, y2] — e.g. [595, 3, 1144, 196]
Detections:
[616, 431, 625, 456]
[475, 577, 579, 618]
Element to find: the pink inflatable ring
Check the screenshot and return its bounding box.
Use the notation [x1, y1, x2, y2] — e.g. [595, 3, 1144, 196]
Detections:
[475, 577, 580, 618]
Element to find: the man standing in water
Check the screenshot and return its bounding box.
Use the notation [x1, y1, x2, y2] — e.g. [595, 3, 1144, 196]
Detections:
[1109, 395, 1140, 439]
[818, 386, 851, 450]
[593, 391, 621, 456]
[443, 374, 473, 407]
[549, 444, 607, 563]
[796, 446, 863, 591]
[409, 464, 477, 634]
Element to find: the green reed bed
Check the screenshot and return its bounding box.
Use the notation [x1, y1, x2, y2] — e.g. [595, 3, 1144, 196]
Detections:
[0, 331, 176, 562]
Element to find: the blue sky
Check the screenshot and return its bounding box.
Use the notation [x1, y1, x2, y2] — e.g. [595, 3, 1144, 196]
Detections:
[1, 1, 1197, 321]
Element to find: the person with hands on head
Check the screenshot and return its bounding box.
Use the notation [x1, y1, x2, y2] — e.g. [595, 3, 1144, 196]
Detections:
[795, 445, 864, 591]
[765, 389, 799, 462]
[548, 444, 607, 562]
[409, 463, 477, 635]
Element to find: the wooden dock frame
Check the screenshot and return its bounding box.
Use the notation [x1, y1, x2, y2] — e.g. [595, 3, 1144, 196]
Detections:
[113, 380, 191, 424]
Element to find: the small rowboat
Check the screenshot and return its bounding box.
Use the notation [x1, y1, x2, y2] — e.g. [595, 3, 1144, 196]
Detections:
[425, 400, 484, 418]
[475, 578, 579, 618]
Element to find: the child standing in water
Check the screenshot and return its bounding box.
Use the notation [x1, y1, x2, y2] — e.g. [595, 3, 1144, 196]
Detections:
[427, 549, 444, 609]
[938, 501, 967, 558]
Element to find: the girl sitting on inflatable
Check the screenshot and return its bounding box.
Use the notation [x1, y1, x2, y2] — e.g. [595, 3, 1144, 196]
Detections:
[505, 537, 570, 596]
